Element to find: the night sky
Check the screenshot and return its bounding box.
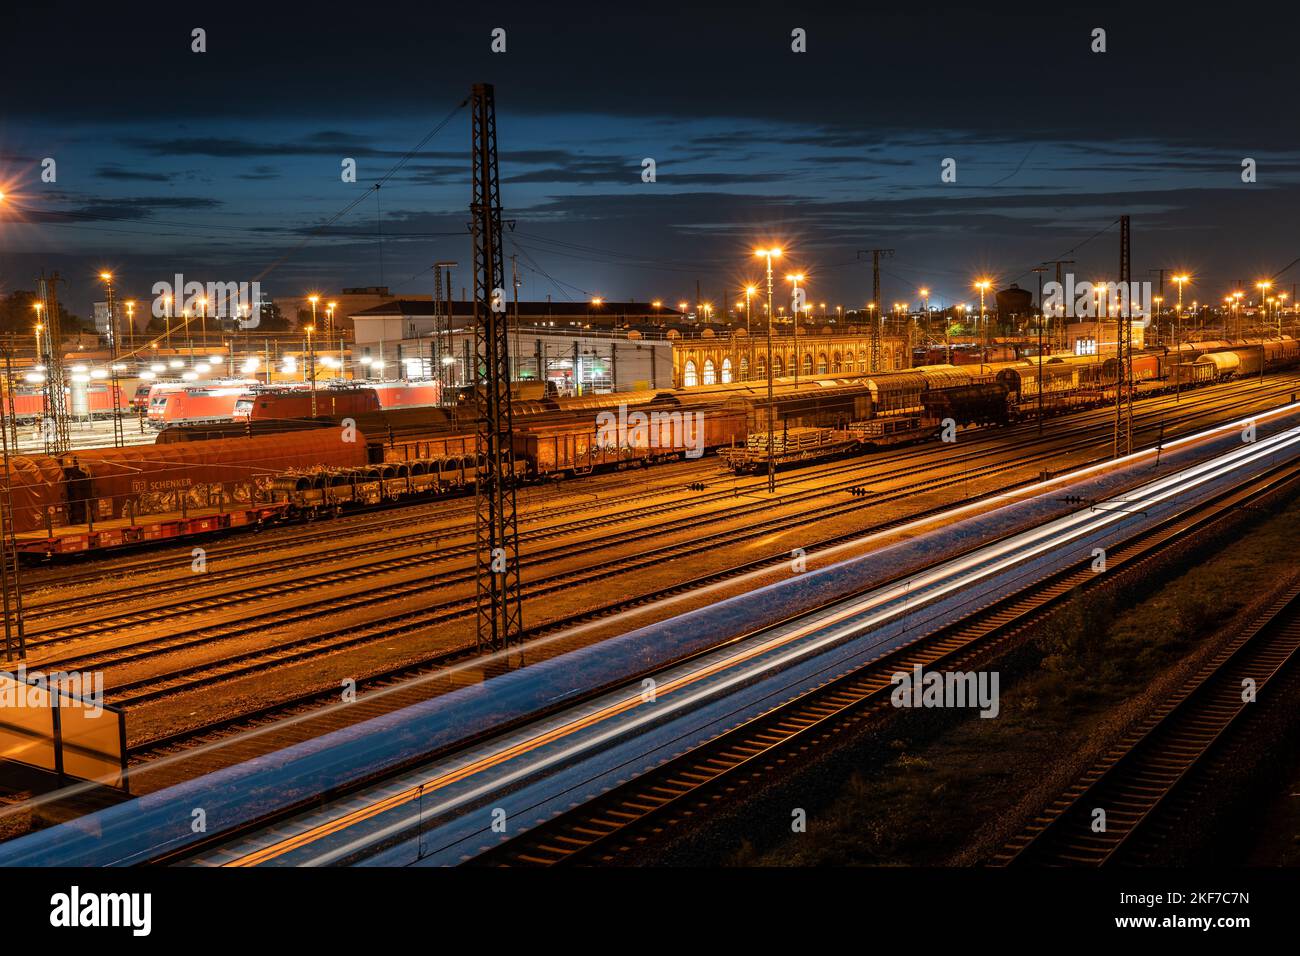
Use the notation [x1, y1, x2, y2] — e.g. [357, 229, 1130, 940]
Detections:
[2, 2, 1299, 318]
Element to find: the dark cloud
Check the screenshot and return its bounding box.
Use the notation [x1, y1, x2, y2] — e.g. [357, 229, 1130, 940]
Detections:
[95, 164, 174, 182]
[235, 165, 283, 181]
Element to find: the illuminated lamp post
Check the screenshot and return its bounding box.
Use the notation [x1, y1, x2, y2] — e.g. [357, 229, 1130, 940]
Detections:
[755, 247, 782, 494]
[786, 272, 805, 383]
[974, 279, 993, 358]
[305, 324, 317, 417]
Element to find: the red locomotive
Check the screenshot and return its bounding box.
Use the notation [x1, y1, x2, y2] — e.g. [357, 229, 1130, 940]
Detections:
[369, 380, 441, 410]
[233, 386, 382, 422]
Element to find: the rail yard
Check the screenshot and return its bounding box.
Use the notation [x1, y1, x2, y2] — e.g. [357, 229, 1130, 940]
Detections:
[4, 359, 1300, 845]
[4, 10, 1299, 940]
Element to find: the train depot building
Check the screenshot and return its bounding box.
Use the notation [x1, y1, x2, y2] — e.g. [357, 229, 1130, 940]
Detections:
[349, 299, 909, 394]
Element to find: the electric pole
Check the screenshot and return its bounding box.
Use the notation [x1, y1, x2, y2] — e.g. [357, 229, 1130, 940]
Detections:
[434, 261, 457, 393]
[1114, 216, 1133, 458]
[469, 83, 524, 659]
[1148, 268, 1168, 345]
[1032, 266, 1048, 435]
[37, 274, 71, 455]
[858, 248, 894, 372]
[1041, 259, 1075, 353]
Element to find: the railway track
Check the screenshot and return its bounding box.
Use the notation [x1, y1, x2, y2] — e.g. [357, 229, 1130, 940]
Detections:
[24, 406, 1129, 662]
[21, 455, 725, 591]
[119, 439, 1113, 768]
[12, 379, 1291, 754]
[991, 580, 1300, 866]
[31, 376, 1295, 654]
[24, 372, 1293, 600]
[60, 425, 1169, 706]
[465, 457, 1300, 866]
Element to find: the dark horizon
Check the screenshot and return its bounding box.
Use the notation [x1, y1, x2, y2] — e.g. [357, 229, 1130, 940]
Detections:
[3, 3, 1299, 318]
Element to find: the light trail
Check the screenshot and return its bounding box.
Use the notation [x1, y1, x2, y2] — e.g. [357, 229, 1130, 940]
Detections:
[218, 420, 1300, 866]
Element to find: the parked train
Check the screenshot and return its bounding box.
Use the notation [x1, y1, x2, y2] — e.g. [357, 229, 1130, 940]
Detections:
[7, 382, 135, 423]
[11, 339, 1297, 558]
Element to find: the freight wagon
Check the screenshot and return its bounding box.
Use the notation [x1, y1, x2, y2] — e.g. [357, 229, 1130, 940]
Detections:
[10, 427, 367, 557]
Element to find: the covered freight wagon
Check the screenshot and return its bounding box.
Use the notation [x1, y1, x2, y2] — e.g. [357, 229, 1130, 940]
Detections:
[3, 455, 68, 532]
[865, 372, 928, 417]
[922, 382, 1010, 427]
[63, 426, 369, 522]
[1195, 351, 1242, 379]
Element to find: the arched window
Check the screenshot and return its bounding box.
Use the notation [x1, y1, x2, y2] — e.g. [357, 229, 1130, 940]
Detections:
[803, 354, 814, 376]
[721, 357, 733, 383]
[772, 356, 784, 377]
[831, 351, 842, 374]
[739, 356, 749, 379]
[817, 352, 829, 374]
[703, 358, 716, 385]
[843, 351, 854, 373]
[754, 356, 765, 378]
[684, 360, 698, 387]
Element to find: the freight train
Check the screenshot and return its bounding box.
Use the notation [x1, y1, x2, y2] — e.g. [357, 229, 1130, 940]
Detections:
[10, 340, 1296, 559]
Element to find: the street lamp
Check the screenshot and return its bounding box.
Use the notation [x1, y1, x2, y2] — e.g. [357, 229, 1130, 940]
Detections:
[1172, 273, 1190, 316]
[32, 303, 43, 363]
[98, 271, 123, 446]
[1256, 280, 1273, 336]
[755, 247, 782, 494]
[974, 279, 993, 356]
[307, 294, 320, 355]
[304, 324, 317, 416]
[327, 301, 337, 367]
[785, 273, 805, 383]
[124, 300, 135, 350]
[196, 296, 208, 355]
[744, 285, 756, 335]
